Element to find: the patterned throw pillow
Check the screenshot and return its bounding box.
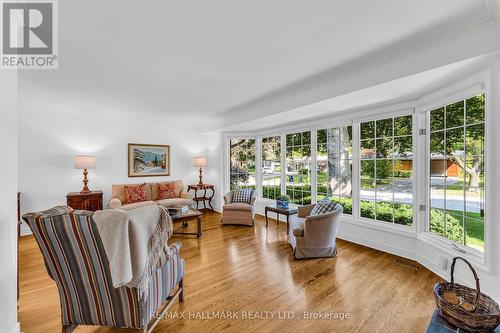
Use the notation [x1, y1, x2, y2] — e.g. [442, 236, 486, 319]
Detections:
[311, 199, 338, 216]
[232, 188, 253, 203]
[124, 183, 148, 203]
[158, 182, 177, 199]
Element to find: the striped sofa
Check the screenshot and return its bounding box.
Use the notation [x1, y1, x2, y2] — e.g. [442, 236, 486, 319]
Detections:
[23, 206, 184, 333]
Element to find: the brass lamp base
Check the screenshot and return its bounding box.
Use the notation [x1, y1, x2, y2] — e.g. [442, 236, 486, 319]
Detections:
[198, 167, 204, 186]
[81, 169, 90, 193]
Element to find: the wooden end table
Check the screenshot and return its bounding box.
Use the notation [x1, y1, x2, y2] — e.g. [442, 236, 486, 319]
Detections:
[265, 204, 298, 235]
[171, 208, 202, 238]
[66, 191, 103, 211]
[187, 184, 215, 211]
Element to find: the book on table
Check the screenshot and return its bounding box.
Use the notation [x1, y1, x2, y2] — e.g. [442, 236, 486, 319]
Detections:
[167, 205, 189, 218]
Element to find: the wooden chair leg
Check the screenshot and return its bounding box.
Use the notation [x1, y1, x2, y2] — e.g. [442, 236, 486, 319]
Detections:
[61, 324, 77, 333]
[179, 278, 184, 302]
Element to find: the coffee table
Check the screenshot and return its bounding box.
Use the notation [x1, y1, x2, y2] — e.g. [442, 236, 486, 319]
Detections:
[170, 208, 202, 238]
[264, 204, 298, 235]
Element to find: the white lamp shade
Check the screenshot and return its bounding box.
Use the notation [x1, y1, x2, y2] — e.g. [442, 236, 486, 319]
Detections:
[75, 155, 96, 169]
[193, 157, 207, 167]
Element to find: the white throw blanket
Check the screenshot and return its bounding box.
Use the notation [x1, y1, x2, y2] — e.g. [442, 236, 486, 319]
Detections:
[93, 205, 173, 299]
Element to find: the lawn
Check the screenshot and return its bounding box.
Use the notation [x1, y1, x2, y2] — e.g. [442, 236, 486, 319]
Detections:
[445, 208, 484, 251]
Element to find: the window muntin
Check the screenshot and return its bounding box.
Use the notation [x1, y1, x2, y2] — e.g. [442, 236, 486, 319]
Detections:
[317, 126, 353, 214]
[285, 131, 311, 205]
[262, 136, 282, 199]
[428, 94, 485, 252]
[229, 138, 256, 190]
[359, 115, 413, 225]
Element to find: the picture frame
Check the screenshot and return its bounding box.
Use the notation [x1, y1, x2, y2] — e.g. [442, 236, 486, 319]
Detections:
[128, 143, 170, 177]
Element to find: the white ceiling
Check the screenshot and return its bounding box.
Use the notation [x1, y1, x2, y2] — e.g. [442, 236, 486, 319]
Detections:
[19, 0, 494, 129]
[224, 54, 497, 131]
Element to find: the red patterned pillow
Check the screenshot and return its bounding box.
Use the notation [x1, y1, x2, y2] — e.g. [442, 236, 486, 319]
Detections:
[125, 183, 148, 203]
[158, 182, 177, 200]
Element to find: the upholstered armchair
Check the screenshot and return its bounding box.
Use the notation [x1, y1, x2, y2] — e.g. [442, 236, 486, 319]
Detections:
[288, 203, 343, 259]
[222, 189, 257, 226]
[23, 206, 184, 333]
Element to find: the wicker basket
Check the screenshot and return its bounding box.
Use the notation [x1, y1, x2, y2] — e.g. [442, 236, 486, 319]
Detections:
[433, 257, 500, 332]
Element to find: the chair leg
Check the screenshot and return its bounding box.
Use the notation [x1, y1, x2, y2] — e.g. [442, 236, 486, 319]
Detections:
[179, 278, 184, 302]
[61, 325, 77, 333]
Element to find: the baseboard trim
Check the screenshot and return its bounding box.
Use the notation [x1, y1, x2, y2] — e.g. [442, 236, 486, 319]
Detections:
[337, 231, 416, 260]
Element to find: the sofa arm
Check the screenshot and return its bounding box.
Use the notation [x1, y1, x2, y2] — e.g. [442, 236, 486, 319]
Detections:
[298, 204, 316, 218]
[179, 192, 192, 199]
[109, 198, 123, 209]
[224, 192, 233, 205]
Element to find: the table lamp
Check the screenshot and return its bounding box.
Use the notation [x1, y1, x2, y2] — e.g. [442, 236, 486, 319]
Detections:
[75, 155, 96, 193]
[194, 157, 207, 185]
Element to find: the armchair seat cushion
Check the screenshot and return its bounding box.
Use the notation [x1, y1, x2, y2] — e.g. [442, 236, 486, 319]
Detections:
[223, 203, 253, 212]
[156, 198, 193, 208]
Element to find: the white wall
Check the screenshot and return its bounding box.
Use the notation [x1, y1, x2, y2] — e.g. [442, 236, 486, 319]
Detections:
[0, 70, 19, 333]
[18, 97, 219, 234]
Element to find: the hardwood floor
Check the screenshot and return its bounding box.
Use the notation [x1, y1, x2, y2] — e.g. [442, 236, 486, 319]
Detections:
[18, 211, 441, 333]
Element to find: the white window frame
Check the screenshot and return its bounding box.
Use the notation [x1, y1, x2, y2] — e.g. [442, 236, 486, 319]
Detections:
[416, 71, 489, 268]
[353, 108, 417, 231]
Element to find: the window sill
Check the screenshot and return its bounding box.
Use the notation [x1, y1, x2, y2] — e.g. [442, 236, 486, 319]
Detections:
[417, 232, 487, 272]
[341, 216, 416, 237]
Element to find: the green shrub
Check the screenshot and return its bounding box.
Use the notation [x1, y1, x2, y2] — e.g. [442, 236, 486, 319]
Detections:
[429, 209, 463, 243]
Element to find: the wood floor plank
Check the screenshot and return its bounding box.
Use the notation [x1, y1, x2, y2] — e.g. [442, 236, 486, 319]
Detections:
[18, 212, 440, 333]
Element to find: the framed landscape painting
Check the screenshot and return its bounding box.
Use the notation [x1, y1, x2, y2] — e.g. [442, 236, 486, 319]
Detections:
[128, 143, 170, 177]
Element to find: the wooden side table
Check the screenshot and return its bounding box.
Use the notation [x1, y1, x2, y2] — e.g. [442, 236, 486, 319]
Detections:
[265, 204, 298, 235]
[171, 209, 203, 238]
[187, 184, 215, 211]
[67, 191, 103, 211]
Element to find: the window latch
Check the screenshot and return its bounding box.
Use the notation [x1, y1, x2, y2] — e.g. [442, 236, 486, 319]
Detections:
[419, 204, 427, 212]
[419, 129, 426, 135]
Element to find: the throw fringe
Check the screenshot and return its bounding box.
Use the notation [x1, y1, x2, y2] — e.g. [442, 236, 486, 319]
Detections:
[136, 207, 173, 300]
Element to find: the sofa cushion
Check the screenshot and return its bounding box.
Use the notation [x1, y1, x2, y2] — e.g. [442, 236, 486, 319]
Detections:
[157, 182, 177, 199]
[311, 199, 338, 216]
[150, 180, 183, 201]
[118, 200, 157, 211]
[156, 198, 193, 208]
[223, 203, 252, 212]
[113, 183, 153, 204]
[232, 188, 253, 203]
[125, 183, 148, 203]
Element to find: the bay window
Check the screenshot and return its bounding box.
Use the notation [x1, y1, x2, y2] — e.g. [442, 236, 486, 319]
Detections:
[229, 138, 256, 190]
[316, 126, 353, 214]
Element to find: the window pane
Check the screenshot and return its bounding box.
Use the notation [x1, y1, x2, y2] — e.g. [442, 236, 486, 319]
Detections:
[360, 140, 375, 159]
[376, 138, 393, 158]
[466, 94, 485, 125]
[430, 208, 445, 237]
[376, 118, 393, 138]
[375, 160, 393, 180]
[394, 115, 413, 136]
[360, 179, 375, 219]
[360, 121, 375, 139]
[430, 107, 445, 132]
[465, 124, 484, 156]
[430, 131, 445, 156]
[262, 135, 282, 200]
[360, 160, 375, 178]
[445, 128, 464, 156]
[446, 101, 464, 128]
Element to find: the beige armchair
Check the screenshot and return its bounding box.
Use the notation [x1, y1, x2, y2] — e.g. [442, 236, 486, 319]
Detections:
[222, 190, 257, 226]
[288, 203, 343, 259]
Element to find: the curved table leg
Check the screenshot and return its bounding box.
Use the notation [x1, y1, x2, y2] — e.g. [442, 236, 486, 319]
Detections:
[203, 188, 207, 210]
[208, 188, 215, 211]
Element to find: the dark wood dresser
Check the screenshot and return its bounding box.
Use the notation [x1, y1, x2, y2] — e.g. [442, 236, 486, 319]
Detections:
[66, 191, 103, 211]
